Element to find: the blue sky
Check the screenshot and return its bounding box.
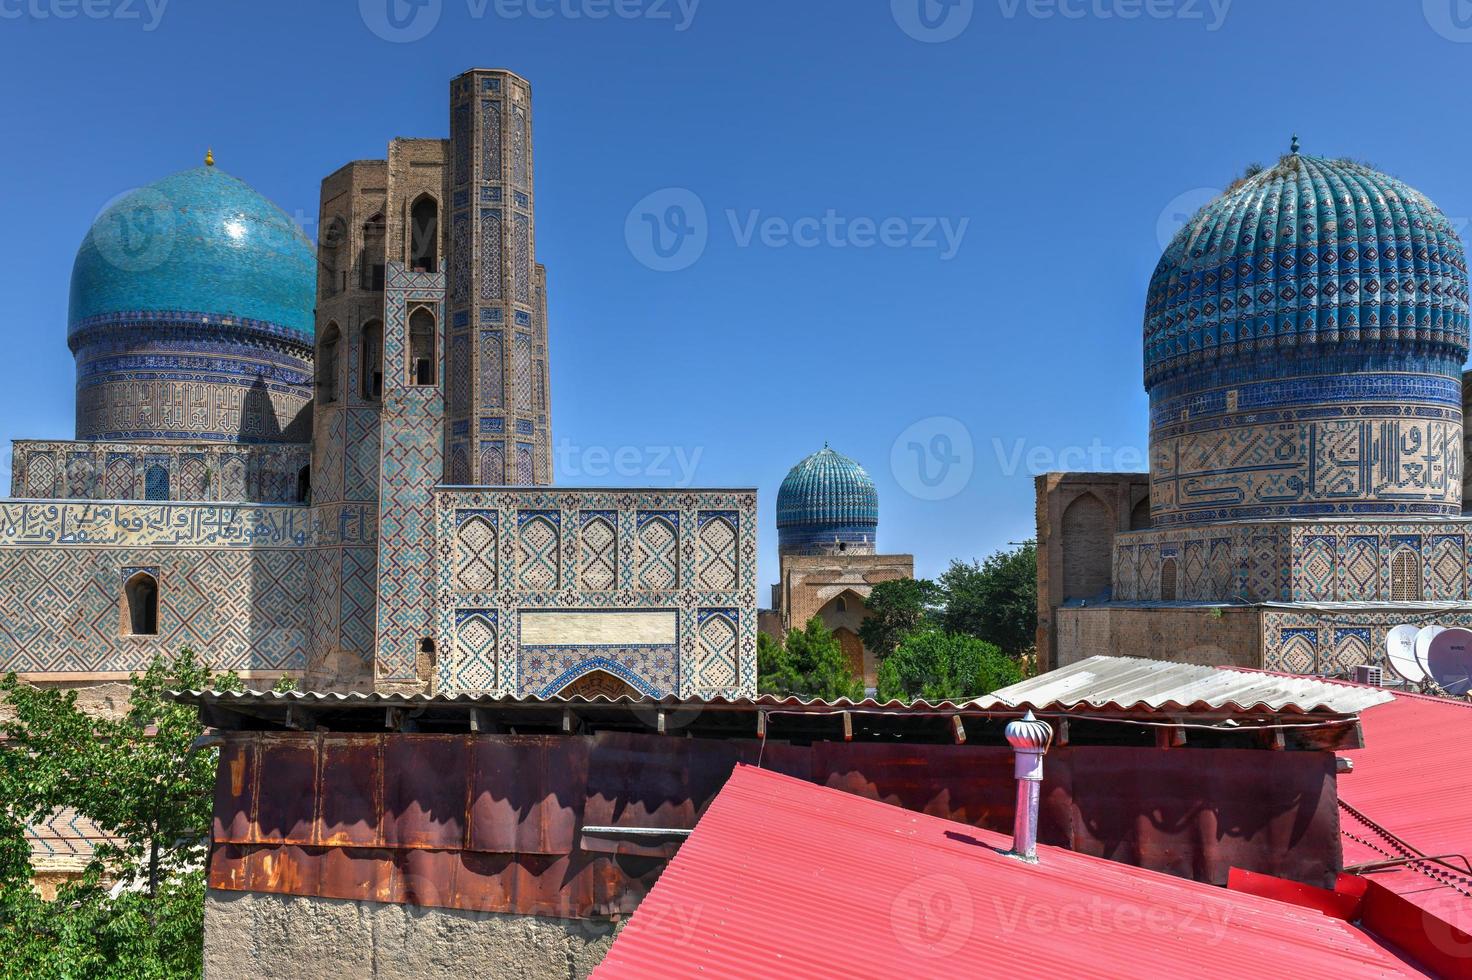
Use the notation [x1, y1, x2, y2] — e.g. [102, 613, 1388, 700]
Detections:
[2, 0, 1471, 589]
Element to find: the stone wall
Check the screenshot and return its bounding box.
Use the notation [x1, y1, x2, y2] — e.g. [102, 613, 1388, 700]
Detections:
[434, 487, 758, 698]
[1054, 605, 1261, 669]
[203, 891, 617, 980]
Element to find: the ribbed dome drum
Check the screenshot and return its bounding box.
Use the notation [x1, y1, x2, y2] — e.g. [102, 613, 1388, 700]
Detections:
[1144, 152, 1469, 527]
[67, 165, 316, 443]
[776, 446, 879, 556]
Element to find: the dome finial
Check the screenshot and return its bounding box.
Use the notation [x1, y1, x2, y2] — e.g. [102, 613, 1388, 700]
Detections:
[1290, 134, 1300, 156]
[205, 147, 214, 167]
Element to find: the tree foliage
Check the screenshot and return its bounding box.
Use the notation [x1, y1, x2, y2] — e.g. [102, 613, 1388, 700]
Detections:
[858, 578, 942, 660]
[758, 617, 864, 701]
[877, 629, 1022, 704]
[0, 648, 239, 979]
[939, 540, 1038, 656]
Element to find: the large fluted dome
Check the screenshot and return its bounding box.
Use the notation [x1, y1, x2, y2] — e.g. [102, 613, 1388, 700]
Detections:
[69, 166, 315, 338]
[1144, 152, 1468, 527]
[776, 446, 879, 556]
[65, 165, 316, 443]
[1145, 154, 1468, 395]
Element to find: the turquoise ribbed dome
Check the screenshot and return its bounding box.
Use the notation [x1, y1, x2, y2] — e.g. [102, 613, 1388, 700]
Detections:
[1145, 154, 1469, 394]
[777, 446, 878, 555]
[68, 166, 315, 338]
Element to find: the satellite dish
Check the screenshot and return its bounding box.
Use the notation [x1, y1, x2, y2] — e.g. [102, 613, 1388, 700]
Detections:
[1386, 624, 1425, 683]
[1426, 627, 1472, 696]
[1415, 626, 1447, 678]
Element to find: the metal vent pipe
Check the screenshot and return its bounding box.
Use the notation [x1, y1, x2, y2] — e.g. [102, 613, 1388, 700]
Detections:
[1004, 710, 1054, 863]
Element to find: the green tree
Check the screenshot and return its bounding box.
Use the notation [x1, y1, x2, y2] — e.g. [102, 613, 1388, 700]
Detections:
[757, 617, 864, 701]
[858, 578, 942, 661]
[940, 540, 1038, 656]
[0, 648, 240, 979]
[877, 629, 1022, 703]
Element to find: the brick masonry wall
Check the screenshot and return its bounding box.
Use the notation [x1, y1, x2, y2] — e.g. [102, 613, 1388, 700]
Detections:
[1035, 472, 1150, 670]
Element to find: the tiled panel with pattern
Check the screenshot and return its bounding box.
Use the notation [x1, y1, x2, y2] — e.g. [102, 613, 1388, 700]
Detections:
[434, 488, 757, 699]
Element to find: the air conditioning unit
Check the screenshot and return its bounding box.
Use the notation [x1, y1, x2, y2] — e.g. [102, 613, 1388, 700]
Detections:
[1353, 665, 1384, 687]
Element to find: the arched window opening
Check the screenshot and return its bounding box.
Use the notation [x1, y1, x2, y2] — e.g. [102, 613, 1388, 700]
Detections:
[144, 464, 169, 501]
[1391, 549, 1421, 602]
[319, 215, 348, 298]
[361, 320, 383, 401]
[359, 213, 385, 291]
[1130, 496, 1153, 530]
[320, 323, 341, 404]
[835, 596, 847, 614]
[410, 195, 439, 272]
[409, 308, 437, 386]
[296, 465, 311, 504]
[123, 571, 158, 637]
[419, 637, 436, 655]
[1160, 557, 1178, 601]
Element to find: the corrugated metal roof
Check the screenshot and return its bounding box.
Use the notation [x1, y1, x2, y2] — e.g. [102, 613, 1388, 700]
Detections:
[1339, 686, 1472, 932]
[173, 689, 977, 712]
[593, 765, 1423, 978]
[973, 656, 1394, 715]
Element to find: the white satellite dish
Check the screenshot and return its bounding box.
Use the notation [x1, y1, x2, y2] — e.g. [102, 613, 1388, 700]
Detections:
[1426, 627, 1472, 697]
[1414, 625, 1447, 681]
[1385, 624, 1425, 683]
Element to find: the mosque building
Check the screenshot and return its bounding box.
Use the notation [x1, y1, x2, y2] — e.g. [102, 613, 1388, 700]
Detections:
[761, 445, 913, 686]
[0, 68, 757, 700]
[1038, 145, 1472, 677]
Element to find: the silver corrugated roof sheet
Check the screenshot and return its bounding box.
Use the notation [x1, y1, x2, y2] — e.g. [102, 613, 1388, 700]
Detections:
[972, 656, 1395, 715]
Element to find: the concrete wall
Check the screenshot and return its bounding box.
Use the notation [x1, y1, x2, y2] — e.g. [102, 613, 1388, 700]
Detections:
[1054, 605, 1261, 668]
[204, 890, 618, 980]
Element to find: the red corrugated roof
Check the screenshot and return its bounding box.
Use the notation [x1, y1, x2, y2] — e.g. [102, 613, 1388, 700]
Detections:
[1340, 688, 1472, 932]
[594, 765, 1428, 978]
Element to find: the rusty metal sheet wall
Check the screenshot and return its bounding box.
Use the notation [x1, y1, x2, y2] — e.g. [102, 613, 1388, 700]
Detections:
[209, 732, 1342, 918]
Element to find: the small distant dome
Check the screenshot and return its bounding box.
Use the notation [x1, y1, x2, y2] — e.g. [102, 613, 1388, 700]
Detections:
[69, 166, 315, 339]
[776, 446, 878, 557]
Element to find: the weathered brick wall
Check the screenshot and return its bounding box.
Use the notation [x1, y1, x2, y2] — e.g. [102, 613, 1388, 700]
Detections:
[1035, 473, 1150, 670]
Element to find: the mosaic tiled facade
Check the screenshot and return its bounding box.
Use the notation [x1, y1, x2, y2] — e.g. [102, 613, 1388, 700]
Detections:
[445, 69, 552, 488]
[3, 68, 763, 704]
[434, 488, 759, 698]
[1048, 150, 1472, 679]
[1260, 607, 1472, 675]
[11, 441, 310, 503]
